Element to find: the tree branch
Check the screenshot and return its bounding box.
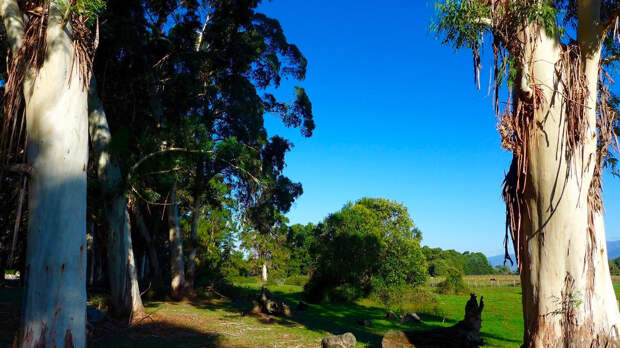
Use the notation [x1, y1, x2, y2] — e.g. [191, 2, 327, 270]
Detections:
[0, 0, 25, 53]
[129, 148, 213, 180]
[602, 53, 620, 65]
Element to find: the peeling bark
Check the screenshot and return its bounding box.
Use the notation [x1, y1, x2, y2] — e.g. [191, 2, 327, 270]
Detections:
[10, 1, 89, 346]
[502, 7, 620, 346]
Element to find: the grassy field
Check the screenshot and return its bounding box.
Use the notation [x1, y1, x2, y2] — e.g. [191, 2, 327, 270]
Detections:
[0, 276, 619, 347]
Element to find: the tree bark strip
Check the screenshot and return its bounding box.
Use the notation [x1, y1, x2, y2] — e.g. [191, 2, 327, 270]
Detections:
[6, 1, 90, 345]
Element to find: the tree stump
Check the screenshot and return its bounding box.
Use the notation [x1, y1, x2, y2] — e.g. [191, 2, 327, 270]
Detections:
[253, 287, 292, 317]
[382, 294, 484, 348]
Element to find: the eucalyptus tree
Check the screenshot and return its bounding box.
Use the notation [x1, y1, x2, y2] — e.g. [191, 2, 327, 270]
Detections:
[93, 0, 313, 298]
[0, 0, 102, 345]
[435, 0, 620, 345]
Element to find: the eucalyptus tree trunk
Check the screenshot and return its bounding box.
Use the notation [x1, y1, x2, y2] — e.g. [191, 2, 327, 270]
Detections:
[168, 181, 185, 299]
[88, 79, 144, 318]
[261, 262, 268, 283]
[185, 193, 201, 291]
[1, 1, 89, 346]
[135, 202, 162, 280]
[506, 4, 620, 345]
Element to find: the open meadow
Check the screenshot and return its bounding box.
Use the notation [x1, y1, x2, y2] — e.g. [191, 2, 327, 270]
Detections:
[2, 275, 619, 347]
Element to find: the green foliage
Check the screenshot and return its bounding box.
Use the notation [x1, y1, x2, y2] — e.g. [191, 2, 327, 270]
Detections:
[495, 264, 514, 275]
[240, 212, 291, 280]
[285, 223, 316, 276]
[437, 268, 468, 295]
[304, 198, 427, 303]
[610, 257, 620, 276]
[432, 0, 490, 51]
[284, 274, 309, 286]
[61, 0, 106, 23]
[422, 246, 495, 276]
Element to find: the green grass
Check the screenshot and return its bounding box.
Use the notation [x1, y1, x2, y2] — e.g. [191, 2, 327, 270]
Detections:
[0, 279, 618, 347]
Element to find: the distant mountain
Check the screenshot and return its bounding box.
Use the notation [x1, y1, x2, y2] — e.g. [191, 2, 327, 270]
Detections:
[486, 240, 620, 270]
[487, 253, 517, 271]
[608, 240, 620, 259]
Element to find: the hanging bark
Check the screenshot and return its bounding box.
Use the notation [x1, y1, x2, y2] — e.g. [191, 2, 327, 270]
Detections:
[88, 78, 144, 318]
[168, 181, 186, 299]
[134, 202, 162, 280]
[0, 0, 91, 345]
[492, 3, 620, 346]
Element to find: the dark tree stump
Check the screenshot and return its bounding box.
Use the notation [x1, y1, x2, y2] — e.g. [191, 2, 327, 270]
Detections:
[252, 287, 291, 317]
[382, 294, 484, 348]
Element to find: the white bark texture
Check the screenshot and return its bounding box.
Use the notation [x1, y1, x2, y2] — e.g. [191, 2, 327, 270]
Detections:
[513, 8, 620, 345]
[88, 79, 144, 317]
[14, 1, 88, 346]
[168, 181, 185, 299]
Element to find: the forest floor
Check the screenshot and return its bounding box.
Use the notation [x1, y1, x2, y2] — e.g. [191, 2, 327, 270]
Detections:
[1, 277, 619, 347]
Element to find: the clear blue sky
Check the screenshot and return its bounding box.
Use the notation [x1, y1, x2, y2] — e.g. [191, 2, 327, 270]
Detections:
[259, 0, 620, 256]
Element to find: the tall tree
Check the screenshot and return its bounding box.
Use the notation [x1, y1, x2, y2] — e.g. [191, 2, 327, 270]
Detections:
[435, 0, 620, 345]
[0, 0, 102, 345]
[88, 79, 144, 318]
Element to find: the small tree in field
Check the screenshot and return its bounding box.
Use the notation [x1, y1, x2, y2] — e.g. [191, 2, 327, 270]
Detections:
[305, 198, 427, 302]
[435, 1, 620, 345]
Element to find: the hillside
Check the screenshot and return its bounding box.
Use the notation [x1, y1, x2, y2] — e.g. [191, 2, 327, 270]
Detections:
[487, 240, 620, 271]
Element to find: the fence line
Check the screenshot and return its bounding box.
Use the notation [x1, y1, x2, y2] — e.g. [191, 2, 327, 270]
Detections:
[427, 276, 521, 288]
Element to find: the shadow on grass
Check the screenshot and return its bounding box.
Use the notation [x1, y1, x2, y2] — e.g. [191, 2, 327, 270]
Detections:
[0, 286, 251, 348]
[187, 284, 466, 347]
[89, 319, 246, 348]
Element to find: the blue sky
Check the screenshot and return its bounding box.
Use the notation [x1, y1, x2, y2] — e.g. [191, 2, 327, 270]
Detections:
[258, 0, 620, 256]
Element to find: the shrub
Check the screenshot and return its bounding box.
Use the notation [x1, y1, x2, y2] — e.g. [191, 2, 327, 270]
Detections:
[437, 268, 467, 295]
[304, 198, 428, 303]
[285, 274, 309, 286]
[372, 285, 441, 316]
[265, 277, 286, 286]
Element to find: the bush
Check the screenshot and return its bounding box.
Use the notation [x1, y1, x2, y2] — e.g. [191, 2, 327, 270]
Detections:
[265, 277, 286, 286]
[371, 285, 441, 316]
[285, 274, 309, 286]
[226, 275, 260, 285]
[304, 198, 428, 303]
[437, 268, 467, 295]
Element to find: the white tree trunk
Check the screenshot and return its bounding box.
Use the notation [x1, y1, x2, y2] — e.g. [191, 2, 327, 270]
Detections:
[125, 208, 144, 320]
[15, 2, 88, 346]
[261, 262, 268, 283]
[168, 181, 185, 299]
[88, 79, 144, 318]
[513, 18, 620, 346]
